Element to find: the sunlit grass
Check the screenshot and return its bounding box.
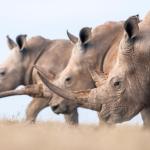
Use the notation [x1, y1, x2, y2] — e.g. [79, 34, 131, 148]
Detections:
[0, 120, 149, 150]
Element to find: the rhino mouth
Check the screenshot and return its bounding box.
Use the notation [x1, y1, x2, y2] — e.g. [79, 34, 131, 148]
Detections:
[100, 105, 128, 124]
[99, 99, 128, 124]
[100, 100, 144, 124]
[51, 101, 72, 115]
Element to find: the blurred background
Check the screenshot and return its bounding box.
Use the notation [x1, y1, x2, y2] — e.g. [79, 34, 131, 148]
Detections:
[0, 0, 149, 124]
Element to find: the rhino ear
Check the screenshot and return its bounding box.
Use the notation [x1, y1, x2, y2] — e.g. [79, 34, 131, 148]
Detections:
[16, 34, 27, 51]
[6, 35, 17, 50]
[124, 15, 140, 39]
[67, 30, 78, 44]
[79, 27, 92, 44]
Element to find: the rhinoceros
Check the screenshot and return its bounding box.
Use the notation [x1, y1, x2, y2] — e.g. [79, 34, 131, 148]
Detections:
[37, 11, 150, 127]
[0, 35, 80, 124]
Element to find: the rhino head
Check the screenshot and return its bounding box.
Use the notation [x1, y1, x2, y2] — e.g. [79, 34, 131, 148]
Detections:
[0, 34, 47, 93]
[48, 27, 98, 114]
[0, 35, 27, 92]
[37, 13, 150, 124]
[97, 14, 150, 123]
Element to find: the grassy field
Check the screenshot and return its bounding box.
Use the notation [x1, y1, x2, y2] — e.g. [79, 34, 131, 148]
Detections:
[0, 120, 149, 150]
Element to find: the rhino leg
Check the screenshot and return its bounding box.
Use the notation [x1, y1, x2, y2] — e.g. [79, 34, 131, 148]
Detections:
[141, 107, 150, 128]
[97, 112, 110, 127]
[64, 108, 78, 125]
[26, 97, 50, 123]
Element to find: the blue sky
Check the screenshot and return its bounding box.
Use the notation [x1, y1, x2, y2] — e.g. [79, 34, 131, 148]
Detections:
[0, 0, 149, 124]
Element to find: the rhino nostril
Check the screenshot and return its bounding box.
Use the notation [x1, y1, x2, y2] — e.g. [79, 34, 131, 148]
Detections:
[52, 105, 59, 111]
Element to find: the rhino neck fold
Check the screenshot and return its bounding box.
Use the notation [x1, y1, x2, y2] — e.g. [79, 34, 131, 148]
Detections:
[100, 23, 123, 74]
[23, 41, 50, 85]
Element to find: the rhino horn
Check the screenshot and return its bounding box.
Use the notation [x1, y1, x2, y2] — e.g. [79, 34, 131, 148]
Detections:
[35, 65, 102, 111]
[34, 65, 56, 80]
[88, 68, 107, 87]
[0, 84, 52, 98]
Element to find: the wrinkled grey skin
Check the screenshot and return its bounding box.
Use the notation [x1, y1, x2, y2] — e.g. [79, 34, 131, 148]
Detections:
[38, 11, 150, 127]
[0, 35, 79, 124]
[48, 21, 123, 117]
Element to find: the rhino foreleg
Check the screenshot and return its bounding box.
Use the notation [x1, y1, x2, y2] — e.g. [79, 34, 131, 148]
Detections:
[26, 98, 79, 125]
[64, 108, 78, 125]
[26, 97, 50, 123]
[141, 107, 150, 128]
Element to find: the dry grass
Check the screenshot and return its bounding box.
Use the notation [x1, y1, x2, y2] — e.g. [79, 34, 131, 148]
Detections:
[0, 120, 149, 150]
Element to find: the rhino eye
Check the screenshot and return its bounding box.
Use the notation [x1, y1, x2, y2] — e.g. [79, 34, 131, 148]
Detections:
[65, 77, 72, 87]
[110, 77, 122, 90]
[65, 77, 71, 82]
[0, 69, 6, 76]
[113, 81, 121, 88]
